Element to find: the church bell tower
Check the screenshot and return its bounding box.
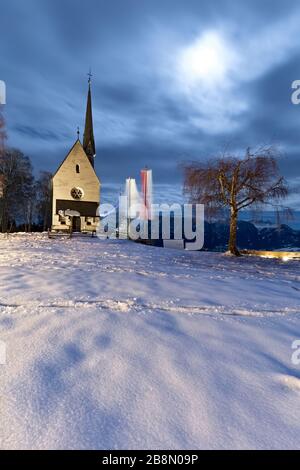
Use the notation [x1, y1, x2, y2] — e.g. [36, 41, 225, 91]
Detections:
[50, 73, 100, 234]
[83, 72, 96, 167]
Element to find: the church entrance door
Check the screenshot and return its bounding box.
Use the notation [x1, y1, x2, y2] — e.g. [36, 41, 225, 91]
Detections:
[72, 216, 81, 232]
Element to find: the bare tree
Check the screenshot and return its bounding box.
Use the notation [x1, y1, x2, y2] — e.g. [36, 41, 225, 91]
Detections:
[21, 166, 35, 232]
[0, 105, 6, 154]
[0, 148, 34, 232]
[183, 146, 289, 256]
[0, 106, 6, 199]
[0, 112, 51, 232]
[35, 171, 52, 231]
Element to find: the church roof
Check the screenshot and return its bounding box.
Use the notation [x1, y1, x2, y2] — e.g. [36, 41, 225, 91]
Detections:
[52, 77, 98, 179]
[83, 80, 96, 166]
[52, 139, 98, 179]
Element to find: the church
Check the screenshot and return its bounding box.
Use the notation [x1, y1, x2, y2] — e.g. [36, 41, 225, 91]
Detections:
[51, 78, 100, 233]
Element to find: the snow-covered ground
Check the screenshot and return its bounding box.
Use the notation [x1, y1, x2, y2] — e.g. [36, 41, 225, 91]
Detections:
[0, 233, 299, 450]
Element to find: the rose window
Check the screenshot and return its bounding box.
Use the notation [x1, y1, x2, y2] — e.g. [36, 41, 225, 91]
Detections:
[71, 187, 83, 200]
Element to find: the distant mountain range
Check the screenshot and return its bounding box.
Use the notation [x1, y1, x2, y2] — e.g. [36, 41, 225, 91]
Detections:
[140, 217, 300, 251]
[239, 211, 300, 231]
[203, 221, 300, 251]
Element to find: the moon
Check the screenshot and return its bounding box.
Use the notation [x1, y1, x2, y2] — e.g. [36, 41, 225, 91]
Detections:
[177, 31, 234, 88]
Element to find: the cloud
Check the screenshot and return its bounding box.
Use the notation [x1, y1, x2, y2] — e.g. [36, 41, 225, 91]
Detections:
[163, 11, 300, 135]
[0, 0, 299, 208]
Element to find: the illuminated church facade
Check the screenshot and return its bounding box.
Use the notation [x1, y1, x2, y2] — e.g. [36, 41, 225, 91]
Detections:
[51, 79, 100, 233]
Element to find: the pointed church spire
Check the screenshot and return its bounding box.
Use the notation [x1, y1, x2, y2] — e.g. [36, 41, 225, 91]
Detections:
[83, 71, 96, 167]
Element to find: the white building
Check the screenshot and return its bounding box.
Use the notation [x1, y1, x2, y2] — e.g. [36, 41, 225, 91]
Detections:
[51, 79, 100, 233]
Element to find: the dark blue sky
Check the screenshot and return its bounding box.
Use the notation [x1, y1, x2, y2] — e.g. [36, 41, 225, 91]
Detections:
[1, 0, 300, 205]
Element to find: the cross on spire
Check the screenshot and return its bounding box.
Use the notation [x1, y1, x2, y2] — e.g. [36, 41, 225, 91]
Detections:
[87, 68, 92, 84]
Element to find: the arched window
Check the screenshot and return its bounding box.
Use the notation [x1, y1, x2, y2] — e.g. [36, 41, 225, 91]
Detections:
[76, 164, 80, 174]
